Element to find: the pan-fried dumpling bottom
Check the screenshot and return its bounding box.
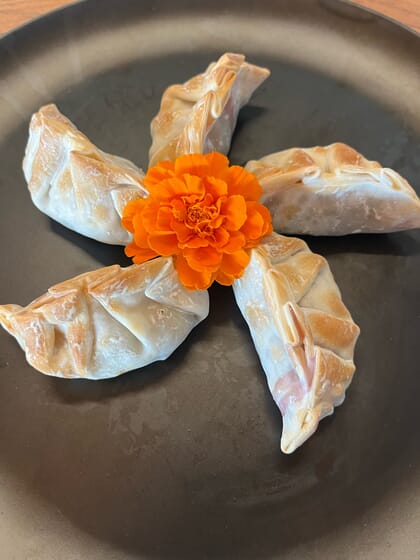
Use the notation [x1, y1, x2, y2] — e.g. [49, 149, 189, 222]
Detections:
[23, 104, 147, 245]
[246, 143, 420, 235]
[233, 233, 360, 453]
[0, 258, 209, 380]
[149, 53, 270, 166]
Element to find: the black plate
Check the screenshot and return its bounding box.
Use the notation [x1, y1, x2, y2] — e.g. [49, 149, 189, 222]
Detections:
[0, 1, 419, 558]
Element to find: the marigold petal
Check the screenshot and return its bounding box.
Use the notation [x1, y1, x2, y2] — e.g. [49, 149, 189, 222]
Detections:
[215, 269, 236, 286]
[175, 254, 213, 290]
[201, 192, 214, 207]
[122, 199, 147, 233]
[171, 198, 187, 221]
[152, 177, 190, 201]
[219, 250, 250, 276]
[132, 252, 159, 264]
[241, 201, 273, 243]
[157, 206, 173, 230]
[205, 152, 230, 178]
[133, 218, 150, 249]
[144, 161, 175, 190]
[182, 173, 205, 198]
[221, 231, 246, 253]
[139, 201, 161, 233]
[182, 236, 209, 249]
[221, 195, 247, 230]
[123, 198, 148, 217]
[124, 241, 140, 258]
[171, 218, 192, 243]
[241, 205, 264, 238]
[174, 154, 210, 177]
[212, 227, 230, 248]
[183, 246, 222, 272]
[173, 152, 230, 179]
[125, 242, 158, 263]
[226, 166, 262, 200]
[209, 214, 225, 229]
[203, 175, 228, 199]
[121, 216, 134, 234]
[148, 232, 179, 256]
[258, 204, 274, 236]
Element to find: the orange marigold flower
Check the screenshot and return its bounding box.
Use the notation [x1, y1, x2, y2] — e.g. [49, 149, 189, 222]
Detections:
[122, 152, 272, 290]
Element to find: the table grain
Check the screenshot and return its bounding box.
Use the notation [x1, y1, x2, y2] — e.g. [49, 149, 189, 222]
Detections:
[0, 0, 419, 34]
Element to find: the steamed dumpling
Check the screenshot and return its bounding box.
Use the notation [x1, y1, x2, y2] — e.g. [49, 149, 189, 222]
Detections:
[246, 143, 420, 235]
[149, 53, 270, 166]
[0, 258, 209, 379]
[23, 104, 147, 245]
[233, 233, 360, 453]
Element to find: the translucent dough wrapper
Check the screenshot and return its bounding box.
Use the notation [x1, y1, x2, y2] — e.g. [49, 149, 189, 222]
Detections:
[149, 53, 270, 166]
[233, 233, 360, 453]
[23, 104, 147, 245]
[246, 143, 420, 235]
[0, 258, 209, 380]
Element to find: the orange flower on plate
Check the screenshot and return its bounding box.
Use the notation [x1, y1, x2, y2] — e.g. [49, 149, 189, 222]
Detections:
[122, 152, 272, 290]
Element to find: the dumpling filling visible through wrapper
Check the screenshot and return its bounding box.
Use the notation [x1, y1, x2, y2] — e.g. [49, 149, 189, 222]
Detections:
[233, 233, 360, 453]
[246, 143, 420, 236]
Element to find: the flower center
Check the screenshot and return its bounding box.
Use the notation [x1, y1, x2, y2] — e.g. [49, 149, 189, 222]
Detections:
[187, 205, 208, 224]
[184, 202, 219, 235]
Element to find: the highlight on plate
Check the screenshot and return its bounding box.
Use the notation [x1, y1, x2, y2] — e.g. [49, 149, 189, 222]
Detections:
[1, 53, 419, 454]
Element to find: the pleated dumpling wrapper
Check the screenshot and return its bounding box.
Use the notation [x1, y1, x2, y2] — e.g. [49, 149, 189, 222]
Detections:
[149, 53, 270, 166]
[246, 143, 420, 235]
[233, 233, 360, 453]
[0, 258, 209, 380]
[23, 104, 147, 245]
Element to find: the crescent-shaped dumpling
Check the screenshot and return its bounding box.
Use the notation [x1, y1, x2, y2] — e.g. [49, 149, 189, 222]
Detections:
[149, 53, 270, 166]
[23, 104, 147, 244]
[233, 232, 360, 453]
[0, 258, 209, 379]
[246, 143, 420, 235]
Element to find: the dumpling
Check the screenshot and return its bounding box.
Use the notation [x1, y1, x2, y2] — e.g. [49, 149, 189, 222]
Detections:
[23, 104, 147, 245]
[246, 143, 420, 235]
[0, 258, 209, 380]
[149, 53, 270, 166]
[233, 233, 360, 453]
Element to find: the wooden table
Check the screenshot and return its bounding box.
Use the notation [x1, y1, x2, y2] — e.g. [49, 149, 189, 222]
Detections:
[0, 0, 419, 35]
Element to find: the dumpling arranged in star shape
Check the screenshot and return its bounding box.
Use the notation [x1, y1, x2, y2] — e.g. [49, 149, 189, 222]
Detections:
[1, 53, 419, 453]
